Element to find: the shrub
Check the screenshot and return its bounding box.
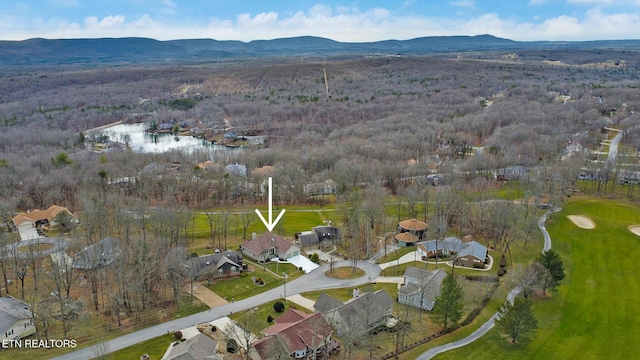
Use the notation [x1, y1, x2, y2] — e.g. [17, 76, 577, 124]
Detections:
[273, 301, 285, 313]
[267, 315, 274, 322]
[211, 325, 217, 332]
[239, 272, 248, 277]
[500, 254, 507, 268]
[310, 253, 320, 263]
[173, 331, 182, 340]
[498, 268, 506, 277]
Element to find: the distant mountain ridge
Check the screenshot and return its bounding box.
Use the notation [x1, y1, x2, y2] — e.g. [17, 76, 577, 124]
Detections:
[1, 34, 639, 65]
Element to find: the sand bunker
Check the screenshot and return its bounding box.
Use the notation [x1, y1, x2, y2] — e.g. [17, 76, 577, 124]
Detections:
[567, 215, 596, 229]
[629, 225, 640, 237]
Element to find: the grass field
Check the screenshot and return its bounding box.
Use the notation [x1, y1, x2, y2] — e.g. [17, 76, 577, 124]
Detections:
[424, 197, 640, 360]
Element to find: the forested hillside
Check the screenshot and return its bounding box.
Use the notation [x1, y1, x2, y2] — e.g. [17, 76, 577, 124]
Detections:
[1, 53, 639, 211]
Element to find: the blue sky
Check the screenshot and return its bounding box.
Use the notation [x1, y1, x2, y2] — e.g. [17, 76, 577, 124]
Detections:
[2, 0, 639, 41]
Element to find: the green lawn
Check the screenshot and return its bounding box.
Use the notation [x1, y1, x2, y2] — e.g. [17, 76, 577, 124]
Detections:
[206, 267, 286, 301]
[425, 197, 640, 360]
[108, 333, 175, 360]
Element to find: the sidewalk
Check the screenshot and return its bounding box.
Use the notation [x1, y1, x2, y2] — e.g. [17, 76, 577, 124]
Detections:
[286, 294, 316, 311]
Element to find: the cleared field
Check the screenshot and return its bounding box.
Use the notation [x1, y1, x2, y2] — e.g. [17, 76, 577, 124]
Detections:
[427, 198, 640, 360]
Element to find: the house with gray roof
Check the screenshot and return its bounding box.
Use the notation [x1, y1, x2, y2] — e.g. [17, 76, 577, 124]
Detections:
[417, 237, 464, 259]
[185, 251, 243, 280]
[73, 237, 120, 270]
[314, 290, 393, 337]
[163, 332, 222, 360]
[295, 224, 341, 249]
[398, 268, 447, 311]
[456, 240, 488, 268]
[0, 296, 36, 341]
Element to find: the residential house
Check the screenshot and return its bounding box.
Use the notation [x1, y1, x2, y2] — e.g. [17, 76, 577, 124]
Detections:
[495, 166, 528, 181]
[416, 237, 464, 259]
[0, 296, 36, 341]
[184, 251, 244, 280]
[12, 205, 76, 239]
[245, 136, 267, 146]
[241, 233, 301, 262]
[417, 238, 488, 269]
[425, 174, 444, 186]
[398, 268, 447, 311]
[163, 332, 222, 360]
[73, 237, 120, 270]
[455, 241, 489, 269]
[313, 290, 394, 337]
[295, 224, 341, 250]
[250, 309, 338, 360]
[395, 218, 428, 246]
[195, 160, 219, 171]
[303, 179, 338, 196]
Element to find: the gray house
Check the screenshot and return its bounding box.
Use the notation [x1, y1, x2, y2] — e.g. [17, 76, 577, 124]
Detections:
[0, 296, 36, 341]
[295, 224, 341, 249]
[163, 332, 222, 360]
[398, 268, 447, 311]
[314, 290, 393, 336]
[185, 251, 244, 280]
[73, 237, 120, 270]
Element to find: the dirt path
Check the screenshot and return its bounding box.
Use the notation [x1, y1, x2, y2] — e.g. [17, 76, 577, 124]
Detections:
[184, 282, 229, 308]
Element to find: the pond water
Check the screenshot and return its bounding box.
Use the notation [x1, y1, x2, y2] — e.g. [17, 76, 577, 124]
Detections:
[93, 123, 227, 153]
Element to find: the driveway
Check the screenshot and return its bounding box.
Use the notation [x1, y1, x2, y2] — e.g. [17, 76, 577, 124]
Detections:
[18, 227, 39, 241]
[184, 282, 229, 308]
[2, 237, 69, 259]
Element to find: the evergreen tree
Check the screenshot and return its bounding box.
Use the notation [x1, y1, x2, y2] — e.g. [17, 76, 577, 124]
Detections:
[496, 297, 538, 343]
[537, 249, 565, 294]
[432, 274, 464, 329]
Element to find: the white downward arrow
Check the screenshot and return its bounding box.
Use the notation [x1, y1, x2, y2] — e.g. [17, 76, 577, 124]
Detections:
[255, 177, 286, 232]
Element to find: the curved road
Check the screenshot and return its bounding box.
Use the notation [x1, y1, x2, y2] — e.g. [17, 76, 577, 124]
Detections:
[51, 260, 380, 360]
[416, 207, 558, 360]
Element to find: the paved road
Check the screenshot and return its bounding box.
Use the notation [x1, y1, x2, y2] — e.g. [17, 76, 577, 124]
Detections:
[415, 207, 557, 359]
[51, 260, 380, 360]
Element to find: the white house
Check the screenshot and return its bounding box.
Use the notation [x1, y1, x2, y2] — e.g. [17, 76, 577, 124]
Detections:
[0, 296, 36, 341]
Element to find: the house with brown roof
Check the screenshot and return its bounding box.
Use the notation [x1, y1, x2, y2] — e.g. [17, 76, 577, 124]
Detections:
[249, 309, 338, 360]
[12, 205, 75, 240]
[240, 232, 301, 263]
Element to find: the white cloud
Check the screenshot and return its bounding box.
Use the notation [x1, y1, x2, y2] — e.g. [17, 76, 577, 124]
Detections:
[2, 4, 640, 42]
[529, 0, 547, 5]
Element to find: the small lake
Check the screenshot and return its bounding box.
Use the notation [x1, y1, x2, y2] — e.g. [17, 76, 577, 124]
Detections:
[93, 123, 231, 154]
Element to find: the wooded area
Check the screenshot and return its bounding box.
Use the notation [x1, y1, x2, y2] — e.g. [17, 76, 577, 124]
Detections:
[1, 50, 639, 353]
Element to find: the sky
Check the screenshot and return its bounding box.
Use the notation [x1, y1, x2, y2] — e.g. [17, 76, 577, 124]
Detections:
[2, 0, 640, 42]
